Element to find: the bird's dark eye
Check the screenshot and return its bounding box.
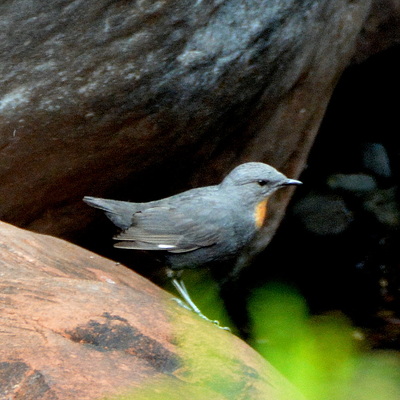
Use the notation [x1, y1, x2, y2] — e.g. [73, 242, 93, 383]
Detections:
[257, 179, 268, 186]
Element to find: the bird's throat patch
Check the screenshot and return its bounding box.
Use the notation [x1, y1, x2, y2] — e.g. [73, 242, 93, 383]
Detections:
[254, 199, 268, 229]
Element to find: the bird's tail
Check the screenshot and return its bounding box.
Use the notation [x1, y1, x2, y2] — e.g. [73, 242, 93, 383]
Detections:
[83, 196, 138, 230]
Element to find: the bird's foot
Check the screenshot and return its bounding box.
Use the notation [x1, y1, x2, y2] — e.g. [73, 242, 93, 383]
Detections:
[171, 297, 192, 311]
[171, 297, 231, 331]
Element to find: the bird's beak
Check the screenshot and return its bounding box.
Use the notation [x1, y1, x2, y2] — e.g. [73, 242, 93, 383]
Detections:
[282, 178, 302, 186]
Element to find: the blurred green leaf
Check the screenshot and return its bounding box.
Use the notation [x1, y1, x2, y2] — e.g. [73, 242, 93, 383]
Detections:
[248, 281, 400, 400]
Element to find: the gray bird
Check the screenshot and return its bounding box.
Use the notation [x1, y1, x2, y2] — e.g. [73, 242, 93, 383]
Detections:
[84, 162, 301, 327]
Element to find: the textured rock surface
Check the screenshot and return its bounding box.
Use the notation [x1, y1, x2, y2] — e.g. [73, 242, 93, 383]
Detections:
[0, 0, 372, 249]
[353, 0, 400, 63]
[0, 221, 304, 400]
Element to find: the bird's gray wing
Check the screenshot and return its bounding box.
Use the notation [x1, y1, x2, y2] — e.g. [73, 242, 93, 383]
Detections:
[113, 206, 221, 253]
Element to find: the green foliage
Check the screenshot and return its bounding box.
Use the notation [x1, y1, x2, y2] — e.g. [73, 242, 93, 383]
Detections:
[248, 282, 400, 400]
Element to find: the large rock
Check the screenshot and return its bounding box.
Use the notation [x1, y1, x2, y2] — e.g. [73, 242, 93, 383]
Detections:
[0, 0, 372, 250]
[353, 0, 400, 63]
[0, 221, 304, 400]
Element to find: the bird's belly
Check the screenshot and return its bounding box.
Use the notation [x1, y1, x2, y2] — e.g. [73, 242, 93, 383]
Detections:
[165, 224, 254, 271]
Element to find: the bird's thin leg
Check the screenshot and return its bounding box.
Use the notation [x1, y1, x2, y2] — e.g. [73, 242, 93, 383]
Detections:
[171, 278, 204, 316]
[167, 270, 230, 331]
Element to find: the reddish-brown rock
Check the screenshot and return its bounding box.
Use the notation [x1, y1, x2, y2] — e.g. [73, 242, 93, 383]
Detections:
[0, 221, 305, 399]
